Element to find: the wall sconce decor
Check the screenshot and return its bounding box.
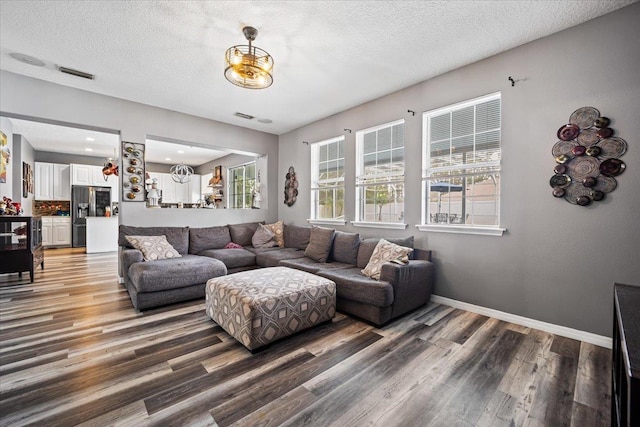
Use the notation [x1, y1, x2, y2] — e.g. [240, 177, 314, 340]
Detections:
[551, 107, 627, 206]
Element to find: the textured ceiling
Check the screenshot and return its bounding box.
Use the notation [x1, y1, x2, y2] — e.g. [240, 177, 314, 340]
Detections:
[0, 1, 636, 135]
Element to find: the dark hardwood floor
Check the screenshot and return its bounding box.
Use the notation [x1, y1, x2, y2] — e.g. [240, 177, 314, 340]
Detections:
[0, 249, 611, 426]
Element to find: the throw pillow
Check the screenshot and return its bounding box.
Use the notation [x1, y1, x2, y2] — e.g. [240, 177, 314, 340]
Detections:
[361, 239, 413, 280]
[224, 242, 243, 249]
[252, 224, 278, 248]
[125, 235, 182, 262]
[263, 220, 284, 247]
[304, 226, 335, 263]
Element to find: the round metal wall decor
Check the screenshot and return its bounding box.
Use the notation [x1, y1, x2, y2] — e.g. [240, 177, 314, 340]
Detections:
[550, 107, 627, 206]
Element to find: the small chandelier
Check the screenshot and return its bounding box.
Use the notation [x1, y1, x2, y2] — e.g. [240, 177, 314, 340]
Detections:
[170, 163, 193, 184]
[224, 26, 273, 89]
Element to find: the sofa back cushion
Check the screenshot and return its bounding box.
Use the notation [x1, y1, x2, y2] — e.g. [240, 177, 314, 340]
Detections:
[330, 231, 360, 265]
[284, 224, 311, 250]
[356, 236, 414, 268]
[189, 226, 231, 254]
[228, 222, 263, 247]
[119, 225, 190, 255]
[304, 226, 335, 263]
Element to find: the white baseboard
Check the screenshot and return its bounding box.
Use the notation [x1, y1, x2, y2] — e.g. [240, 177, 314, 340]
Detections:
[430, 295, 612, 349]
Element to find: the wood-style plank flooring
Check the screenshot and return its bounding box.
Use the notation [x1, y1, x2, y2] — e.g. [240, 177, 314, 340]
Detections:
[0, 249, 611, 426]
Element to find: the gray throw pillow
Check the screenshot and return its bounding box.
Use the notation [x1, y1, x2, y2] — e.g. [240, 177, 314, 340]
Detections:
[284, 224, 311, 249]
[228, 222, 263, 247]
[330, 231, 360, 265]
[252, 224, 278, 248]
[304, 226, 335, 263]
[189, 226, 231, 254]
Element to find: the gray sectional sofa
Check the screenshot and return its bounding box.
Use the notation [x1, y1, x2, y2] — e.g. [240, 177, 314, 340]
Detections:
[119, 222, 435, 325]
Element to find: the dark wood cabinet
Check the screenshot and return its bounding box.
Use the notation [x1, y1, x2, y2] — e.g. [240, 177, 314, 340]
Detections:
[0, 216, 44, 282]
[612, 283, 640, 427]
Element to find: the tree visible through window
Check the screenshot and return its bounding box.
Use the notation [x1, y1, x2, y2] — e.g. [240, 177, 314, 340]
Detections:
[356, 119, 405, 224]
[228, 162, 256, 209]
[422, 93, 501, 227]
[310, 136, 345, 220]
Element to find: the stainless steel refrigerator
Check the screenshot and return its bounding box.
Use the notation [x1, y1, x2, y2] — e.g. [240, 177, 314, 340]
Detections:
[72, 185, 112, 247]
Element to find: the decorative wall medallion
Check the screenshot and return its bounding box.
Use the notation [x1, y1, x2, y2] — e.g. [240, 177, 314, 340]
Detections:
[550, 107, 627, 206]
[284, 166, 298, 207]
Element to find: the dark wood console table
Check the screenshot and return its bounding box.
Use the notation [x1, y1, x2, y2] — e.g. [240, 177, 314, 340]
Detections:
[612, 283, 640, 427]
[0, 216, 44, 283]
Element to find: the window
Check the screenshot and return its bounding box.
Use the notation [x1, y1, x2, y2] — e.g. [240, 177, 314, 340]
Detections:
[355, 119, 405, 227]
[228, 162, 256, 209]
[422, 93, 501, 231]
[310, 136, 345, 221]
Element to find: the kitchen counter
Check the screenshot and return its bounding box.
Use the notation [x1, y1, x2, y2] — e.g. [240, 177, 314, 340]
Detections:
[86, 217, 118, 253]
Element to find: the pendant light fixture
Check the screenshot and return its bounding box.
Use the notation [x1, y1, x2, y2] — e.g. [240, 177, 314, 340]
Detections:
[170, 163, 193, 184]
[224, 26, 273, 89]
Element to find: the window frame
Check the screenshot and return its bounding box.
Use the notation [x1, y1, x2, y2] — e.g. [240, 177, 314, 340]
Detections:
[227, 161, 256, 209]
[419, 92, 505, 236]
[353, 118, 408, 230]
[309, 136, 346, 225]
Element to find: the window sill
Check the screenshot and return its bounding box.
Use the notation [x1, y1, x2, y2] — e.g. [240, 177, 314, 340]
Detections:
[416, 224, 506, 236]
[352, 221, 408, 230]
[307, 219, 347, 226]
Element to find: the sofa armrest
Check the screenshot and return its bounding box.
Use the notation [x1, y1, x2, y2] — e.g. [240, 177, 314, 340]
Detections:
[380, 260, 435, 318]
[120, 248, 144, 283]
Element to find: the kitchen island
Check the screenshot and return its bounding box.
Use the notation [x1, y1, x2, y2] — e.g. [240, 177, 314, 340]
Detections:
[86, 217, 118, 253]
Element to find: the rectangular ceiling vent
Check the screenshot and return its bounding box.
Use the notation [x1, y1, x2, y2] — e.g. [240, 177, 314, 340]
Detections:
[57, 65, 95, 80]
[234, 112, 255, 120]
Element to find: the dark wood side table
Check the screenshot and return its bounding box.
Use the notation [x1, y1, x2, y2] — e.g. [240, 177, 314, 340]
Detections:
[612, 283, 640, 427]
[0, 216, 44, 283]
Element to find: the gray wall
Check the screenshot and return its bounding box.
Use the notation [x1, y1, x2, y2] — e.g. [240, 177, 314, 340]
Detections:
[278, 3, 640, 336]
[12, 135, 35, 215]
[0, 71, 280, 228]
[35, 150, 105, 166]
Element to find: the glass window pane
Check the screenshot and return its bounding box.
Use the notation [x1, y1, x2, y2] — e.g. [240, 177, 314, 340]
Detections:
[363, 132, 376, 154]
[451, 106, 474, 138]
[328, 141, 338, 160]
[319, 144, 328, 162]
[378, 127, 392, 151]
[430, 113, 450, 142]
[392, 124, 404, 148]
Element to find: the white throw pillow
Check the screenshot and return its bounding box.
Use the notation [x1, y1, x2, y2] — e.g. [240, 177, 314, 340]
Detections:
[125, 235, 182, 261]
[361, 239, 413, 280]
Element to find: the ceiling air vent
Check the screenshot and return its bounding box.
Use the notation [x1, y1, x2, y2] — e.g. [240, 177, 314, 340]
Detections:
[234, 112, 255, 120]
[57, 65, 95, 80]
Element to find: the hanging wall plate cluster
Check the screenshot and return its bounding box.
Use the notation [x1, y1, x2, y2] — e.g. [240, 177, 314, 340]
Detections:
[121, 141, 146, 202]
[551, 107, 627, 206]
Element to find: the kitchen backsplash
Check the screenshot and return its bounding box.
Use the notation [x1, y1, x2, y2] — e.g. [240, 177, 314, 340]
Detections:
[33, 200, 71, 216]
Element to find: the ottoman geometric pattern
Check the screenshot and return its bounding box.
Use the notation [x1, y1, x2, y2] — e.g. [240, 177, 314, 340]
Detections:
[205, 266, 336, 351]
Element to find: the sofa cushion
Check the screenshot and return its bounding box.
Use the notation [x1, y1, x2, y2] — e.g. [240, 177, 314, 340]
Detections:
[361, 239, 413, 280]
[280, 257, 354, 274]
[356, 236, 414, 268]
[128, 254, 227, 293]
[263, 220, 285, 247]
[199, 248, 256, 270]
[284, 224, 310, 250]
[252, 224, 278, 248]
[304, 226, 335, 263]
[228, 222, 263, 247]
[316, 268, 394, 308]
[189, 226, 231, 254]
[119, 225, 190, 255]
[125, 235, 182, 261]
[256, 248, 306, 267]
[330, 231, 360, 265]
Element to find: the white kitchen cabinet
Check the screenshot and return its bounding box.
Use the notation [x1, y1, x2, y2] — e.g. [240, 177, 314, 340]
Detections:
[158, 173, 200, 203]
[35, 162, 71, 201]
[53, 164, 71, 200]
[41, 216, 71, 247]
[71, 164, 110, 186]
[41, 217, 53, 246]
[52, 217, 71, 246]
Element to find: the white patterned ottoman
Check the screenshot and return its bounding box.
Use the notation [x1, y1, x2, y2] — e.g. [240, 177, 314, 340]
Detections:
[205, 266, 336, 351]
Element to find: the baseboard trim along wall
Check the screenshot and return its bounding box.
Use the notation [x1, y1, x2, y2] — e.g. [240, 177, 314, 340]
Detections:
[430, 295, 612, 349]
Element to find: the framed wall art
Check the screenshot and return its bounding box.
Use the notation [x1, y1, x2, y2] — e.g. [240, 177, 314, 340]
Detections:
[121, 141, 146, 202]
